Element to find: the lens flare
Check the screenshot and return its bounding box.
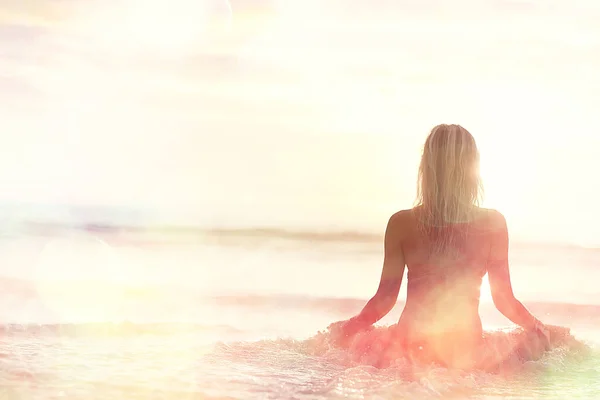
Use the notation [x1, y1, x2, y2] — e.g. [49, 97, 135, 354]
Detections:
[33, 233, 126, 323]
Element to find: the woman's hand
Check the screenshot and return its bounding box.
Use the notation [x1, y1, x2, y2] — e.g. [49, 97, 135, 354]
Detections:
[327, 317, 369, 344]
[327, 320, 347, 337]
[532, 320, 551, 350]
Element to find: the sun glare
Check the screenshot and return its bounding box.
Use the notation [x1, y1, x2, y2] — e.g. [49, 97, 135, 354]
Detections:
[72, 0, 232, 56]
[478, 139, 533, 222]
[479, 278, 493, 303]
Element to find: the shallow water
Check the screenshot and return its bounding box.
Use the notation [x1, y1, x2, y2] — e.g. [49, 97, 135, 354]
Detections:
[1, 231, 600, 399]
[1, 320, 598, 400]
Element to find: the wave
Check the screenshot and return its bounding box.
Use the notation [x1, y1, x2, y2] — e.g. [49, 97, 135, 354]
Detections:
[309, 324, 582, 370]
[205, 324, 596, 400]
[215, 325, 592, 375]
[0, 322, 596, 400]
[0, 322, 243, 337]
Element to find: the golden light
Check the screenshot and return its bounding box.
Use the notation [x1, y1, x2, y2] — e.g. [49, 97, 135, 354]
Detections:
[69, 0, 232, 56]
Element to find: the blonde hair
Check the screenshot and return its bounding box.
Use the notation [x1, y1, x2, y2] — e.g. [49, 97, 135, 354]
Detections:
[416, 124, 483, 251]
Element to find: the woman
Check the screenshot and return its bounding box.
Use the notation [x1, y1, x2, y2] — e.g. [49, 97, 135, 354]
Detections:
[330, 124, 551, 369]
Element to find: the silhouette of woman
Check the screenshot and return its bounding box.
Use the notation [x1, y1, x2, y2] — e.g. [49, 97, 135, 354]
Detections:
[329, 124, 553, 369]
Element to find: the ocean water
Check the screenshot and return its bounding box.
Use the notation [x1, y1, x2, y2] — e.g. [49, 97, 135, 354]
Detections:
[0, 230, 599, 399]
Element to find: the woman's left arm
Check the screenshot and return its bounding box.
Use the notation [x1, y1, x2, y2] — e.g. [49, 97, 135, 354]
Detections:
[337, 212, 406, 335]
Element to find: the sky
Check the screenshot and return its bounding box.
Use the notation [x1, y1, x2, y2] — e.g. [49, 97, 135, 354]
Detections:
[0, 0, 599, 246]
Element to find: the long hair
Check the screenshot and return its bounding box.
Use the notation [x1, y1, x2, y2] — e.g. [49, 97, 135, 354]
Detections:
[415, 124, 483, 254]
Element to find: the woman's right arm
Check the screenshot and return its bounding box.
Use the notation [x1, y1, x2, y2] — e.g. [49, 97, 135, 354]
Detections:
[487, 211, 546, 332]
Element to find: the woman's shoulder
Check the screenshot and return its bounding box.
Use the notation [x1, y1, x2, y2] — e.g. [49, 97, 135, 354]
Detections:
[473, 207, 508, 232]
[476, 207, 505, 221]
[389, 208, 419, 223]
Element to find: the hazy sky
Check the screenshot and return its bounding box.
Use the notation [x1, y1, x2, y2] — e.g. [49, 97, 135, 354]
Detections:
[1, 0, 599, 245]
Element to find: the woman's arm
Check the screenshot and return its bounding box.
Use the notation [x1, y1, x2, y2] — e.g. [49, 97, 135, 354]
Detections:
[340, 212, 406, 334]
[487, 211, 546, 331]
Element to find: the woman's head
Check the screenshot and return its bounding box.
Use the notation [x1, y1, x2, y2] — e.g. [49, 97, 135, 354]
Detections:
[416, 124, 483, 226]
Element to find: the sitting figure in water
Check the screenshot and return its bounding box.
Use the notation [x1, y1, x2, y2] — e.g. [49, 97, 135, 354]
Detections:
[328, 124, 569, 371]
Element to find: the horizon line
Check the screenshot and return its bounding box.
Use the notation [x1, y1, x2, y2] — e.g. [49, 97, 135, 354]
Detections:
[4, 220, 598, 250]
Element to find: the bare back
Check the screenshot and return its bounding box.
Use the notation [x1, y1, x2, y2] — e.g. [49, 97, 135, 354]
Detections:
[394, 207, 503, 347]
